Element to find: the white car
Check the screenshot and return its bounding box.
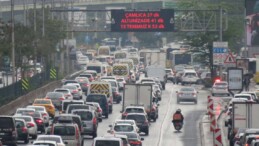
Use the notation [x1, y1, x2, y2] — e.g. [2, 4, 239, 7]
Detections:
[13, 115, 38, 139]
[211, 81, 230, 96]
[54, 88, 73, 100]
[114, 119, 139, 133]
[33, 140, 58, 146]
[181, 70, 199, 85]
[15, 108, 35, 115]
[77, 55, 89, 65]
[27, 105, 50, 126]
[65, 83, 83, 97]
[36, 135, 66, 146]
[234, 94, 255, 102]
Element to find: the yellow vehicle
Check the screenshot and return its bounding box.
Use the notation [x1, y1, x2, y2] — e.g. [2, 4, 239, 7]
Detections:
[88, 81, 113, 113]
[119, 59, 134, 71]
[106, 65, 113, 76]
[112, 64, 130, 79]
[98, 46, 110, 56]
[32, 99, 55, 117]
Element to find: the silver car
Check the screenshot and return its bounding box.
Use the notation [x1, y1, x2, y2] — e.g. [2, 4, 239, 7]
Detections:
[27, 105, 50, 126]
[36, 135, 66, 146]
[176, 87, 198, 104]
[13, 115, 38, 139]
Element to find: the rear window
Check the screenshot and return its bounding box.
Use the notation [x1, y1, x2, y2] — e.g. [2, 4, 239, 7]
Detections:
[14, 117, 31, 122]
[63, 85, 77, 90]
[184, 73, 197, 77]
[55, 90, 69, 94]
[54, 126, 75, 136]
[15, 120, 25, 127]
[34, 100, 51, 104]
[79, 74, 91, 78]
[114, 125, 133, 132]
[0, 117, 14, 129]
[67, 105, 89, 113]
[86, 66, 101, 73]
[46, 92, 63, 98]
[125, 108, 144, 113]
[62, 102, 83, 111]
[109, 81, 116, 87]
[37, 137, 61, 143]
[117, 79, 124, 82]
[126, 115, 146, 122]
[34, 143, 55, 146]
[73, 111, 93, 121]
[125, 133, 138, 139]
[95, 140, 120, 146]
[215, 83, 227, 86]
[180, 88, 195, 92]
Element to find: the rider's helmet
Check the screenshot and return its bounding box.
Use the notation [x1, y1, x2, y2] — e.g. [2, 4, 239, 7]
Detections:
[176, 108, 181, 113]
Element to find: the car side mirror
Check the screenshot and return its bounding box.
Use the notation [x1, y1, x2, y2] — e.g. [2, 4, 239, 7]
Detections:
[141, 138, 144, 141]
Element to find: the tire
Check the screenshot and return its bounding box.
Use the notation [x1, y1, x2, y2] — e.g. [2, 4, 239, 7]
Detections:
[92, 132, 97, 138]
[32, 134, 37, 139]
[153, 118, 156, 122]
[24, 137, 29, 144]
[145, 129, 149, 136]
[105, 113, 109, 119]
[194, 100, 197, 104]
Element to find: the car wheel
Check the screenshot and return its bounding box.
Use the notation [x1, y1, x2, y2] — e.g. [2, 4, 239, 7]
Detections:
[24, 137, 29, 144]
[153, 117, 156, 122]
[145, 129, 149, 135]
[105, 113, 109, 119]
[99, 118, 102, 122]
[92, 132, 97, 138]
[32, 134, 37, 139]
[194, 100, 197, 104]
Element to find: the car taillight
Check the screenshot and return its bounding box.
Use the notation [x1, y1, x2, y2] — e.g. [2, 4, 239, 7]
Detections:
[59, 97, 65, 101]
[42, 113, 48, 117]
[151, 107, 156, 112]
[122, 112, 127, 116]
[76, 127, 79, 140]
[93, 117, 97, 125]
[73, 90, 78, 93]
[130, 141, 141, 145]
[22, 127, 27, 133]
[36, 119, 43, 124]
[97, 107, 102, 113]
[27, 123, 35, 127]
[115, 92, 119, 96]
[192, 93, 196, 96]
[12, 130, 16, 137]
[84, 83, 89, 87]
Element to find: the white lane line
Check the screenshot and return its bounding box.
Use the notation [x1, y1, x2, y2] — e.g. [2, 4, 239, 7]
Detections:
[157, 85, 174, 146]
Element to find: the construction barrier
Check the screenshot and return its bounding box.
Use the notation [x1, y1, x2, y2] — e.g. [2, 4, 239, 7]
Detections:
[208, 98, 214, 116]
[214, 128, 223, 146]
[210, 112, 216, 132]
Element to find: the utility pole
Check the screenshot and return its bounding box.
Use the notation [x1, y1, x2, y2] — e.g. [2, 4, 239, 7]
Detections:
[23, 0, 26, 26]
[11, 0, 15, 84]
[219, 1, 223, 80]
[42, 0, 45, 37]
[66, 1, 70, 74]
[33, 0, 37, 73]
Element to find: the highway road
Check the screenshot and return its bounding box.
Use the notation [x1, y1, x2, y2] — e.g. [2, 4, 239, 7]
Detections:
[15, 81, 209, 146]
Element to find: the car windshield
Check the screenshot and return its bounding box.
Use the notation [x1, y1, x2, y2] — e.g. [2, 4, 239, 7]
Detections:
[215, 83, 227, 86]
[55, 90, 69, 94]
[54, 126, 75, 136]
[37, 137, 61, 143]
[126, 115, 145, 122]
[46, 92, 63, 98]
[63, 85, 77, 90]
[33, 143, 55, 146]
[14, 117, 31, 122]
[34, 100, 51, 104]
[180, 88, 195, 92]
[114, 125, 133, 132]
[125, 108, 144, 113]
[73, 111, 92, 121]
[86, 66, 101, 73]
[95, 140, 120, 146]
[235, 95, 251, 100]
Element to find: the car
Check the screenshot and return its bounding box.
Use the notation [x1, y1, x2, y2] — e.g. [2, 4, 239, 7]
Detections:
[116, 78, 126, 90]
[240, 129, 259, 146]
[181, 69, 199, 85]
[63, 84, 83, 99]
[251, 139, 259, 146]
[112, 87, 122, 104]
[15, 108, 35, 115]
[114, 119, 139, 133]
[36, 135, 66, 146]
[108, 123, 137, 134]
[232, 128, 247, 146]
[51, 123, 82, 146]
[45, 92, 66, 110]
[211, 81, 230, 96]
[15, 118, 29, 144]
[241, 91, 259, 102]
[32, 99, 55, 118]
[13, 115, 38, 139]
[75, 77, 90, 93]
[86, 102, 103, 122]
[22, 111, 46, 134]
[92, 136, 123, 146]
[115, 132, 144, 146]
[33, 140, 58, 146]
[121, 106, 147, 119]
[176, 87, 198, 104]
[77, 55, 89, 65]
[234, 93, 255, 102]
[86, 94, 109, 118]
[83, 70, 98, 80]
[66, 104, 95, 114]
[63, 80, 78, 85]
[113, 134, 131, 146]
[27, 105, 50, 126]
[125, 113, 149, 135]
[243, 134, 259, 146]
[152, 84, 162, 101]
[79, 73, 95, 82]
[61, 100, 85, 113]
[72, 109, 98, 138]
[54, 88, 73, 100]
[0, 116, 17, 146]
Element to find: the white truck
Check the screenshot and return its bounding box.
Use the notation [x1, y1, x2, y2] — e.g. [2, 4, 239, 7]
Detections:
[122, 84, 152, 115]
[145, 65, 166, 89]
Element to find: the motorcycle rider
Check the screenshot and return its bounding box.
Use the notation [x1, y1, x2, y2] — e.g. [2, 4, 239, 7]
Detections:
[172, 109, 184, 128]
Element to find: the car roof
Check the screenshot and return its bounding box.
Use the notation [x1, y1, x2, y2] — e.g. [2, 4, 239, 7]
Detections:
[53, 123, 78, 127]
[55, 88, 70, 91]
[37, 135, 61, 138]
[235, 94, 252, 97]
[33, 141, 57, 144]
[71, 109, 93, 112]
[126, 106, 145, 109]
[126, 113, 146, 116]
[94, 136, 122, 141]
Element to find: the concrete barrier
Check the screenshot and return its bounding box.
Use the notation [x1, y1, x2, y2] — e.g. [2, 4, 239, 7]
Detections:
[0, 70, 84, 115]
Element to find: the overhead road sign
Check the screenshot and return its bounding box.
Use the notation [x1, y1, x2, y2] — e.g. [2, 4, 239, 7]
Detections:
[111, 9, 175, 32]
[213, 42, 228, 65]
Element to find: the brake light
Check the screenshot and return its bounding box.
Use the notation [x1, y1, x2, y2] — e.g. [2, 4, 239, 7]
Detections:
[12, 130, 16, 137]
[42, 113, 48, 117]
[192, 93, 196, 96]
[36, 119, 43, 124]
[122, 112, 128, 116]
[93, 117, 97, 125]
[59, 97, 65, 101]
[115, 92, 119, 96]
[130, 141, 141, 145]
[27, 122, 35, 127]
[75, 127, 79, 140]
[84, 83, 89, 87]
[22, 127, 27, 133]
[73, 90, 78, 93]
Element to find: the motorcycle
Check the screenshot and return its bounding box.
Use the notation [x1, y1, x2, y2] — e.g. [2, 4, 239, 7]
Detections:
[173, 121, 183, 131]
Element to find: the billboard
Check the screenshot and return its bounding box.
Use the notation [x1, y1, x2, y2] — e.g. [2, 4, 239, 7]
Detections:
[246, 0, 259, 46]
[227, 68, 243, 91]
[111, 9, 174, 32]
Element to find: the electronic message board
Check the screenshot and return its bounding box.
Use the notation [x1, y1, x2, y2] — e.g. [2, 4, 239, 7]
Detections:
[111, 9, 174, 32]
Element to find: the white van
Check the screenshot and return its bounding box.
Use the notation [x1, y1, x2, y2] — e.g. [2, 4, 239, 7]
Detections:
[92, 136, 123, 146]
[98, 46, 111, 56]
[86, 62, 106, 77]
[181, 69, 199, 85]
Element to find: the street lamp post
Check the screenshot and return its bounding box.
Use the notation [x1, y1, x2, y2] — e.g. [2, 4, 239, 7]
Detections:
[11, 0, 15, 84]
